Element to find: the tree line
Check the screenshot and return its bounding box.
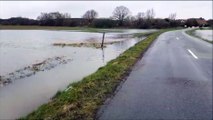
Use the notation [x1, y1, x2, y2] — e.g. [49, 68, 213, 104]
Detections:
[0, 6, 212, 29]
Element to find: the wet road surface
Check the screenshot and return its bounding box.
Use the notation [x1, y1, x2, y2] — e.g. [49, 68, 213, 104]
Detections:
[98, 29, 213, 120]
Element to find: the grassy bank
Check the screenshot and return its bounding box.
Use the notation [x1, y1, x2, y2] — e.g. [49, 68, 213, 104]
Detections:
[185, 28, 213, 44]
[0, 25, 123, 33]
[22, 29, 175, 120]
[200, 27, 213, 30]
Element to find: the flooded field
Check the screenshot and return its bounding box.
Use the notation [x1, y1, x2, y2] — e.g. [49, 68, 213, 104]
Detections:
[0, 29, 156, 119]
[195, 30, 213, 41]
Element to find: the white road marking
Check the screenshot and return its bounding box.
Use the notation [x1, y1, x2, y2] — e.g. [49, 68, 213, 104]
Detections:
[187, 49, 198, 59]
[176, 37, 179, 40]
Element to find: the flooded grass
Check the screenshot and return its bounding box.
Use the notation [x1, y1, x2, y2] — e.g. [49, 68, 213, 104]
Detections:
[52, 32, 151, 49]
[23, 29, 176, 120]
[0, 28, 159, 119]
[0, 56, 72, 86]
[52, 42, 122, 48]
[186, 28, 213, 44]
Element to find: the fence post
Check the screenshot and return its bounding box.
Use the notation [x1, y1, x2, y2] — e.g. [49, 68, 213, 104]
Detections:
[101, 32, 105, 48]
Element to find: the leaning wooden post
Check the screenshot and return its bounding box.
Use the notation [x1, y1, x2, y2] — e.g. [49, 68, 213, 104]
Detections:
[101, 32, 105, 48]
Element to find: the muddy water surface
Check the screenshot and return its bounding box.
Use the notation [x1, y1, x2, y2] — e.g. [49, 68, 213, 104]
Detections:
[0, 29, 155, 119]
[195, 30, 213, 41]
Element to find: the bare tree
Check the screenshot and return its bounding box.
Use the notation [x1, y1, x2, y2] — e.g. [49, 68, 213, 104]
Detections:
[136, 12, 145, 20]
[63, 13, 71, 19]
[37, 13, 48, 21]
[135, 12, 145, 27]
[112, 6, 131, 26]
[83, 9, 98, 24]
[37, 12, 71, 20]
[37, 12, 71, 26]
[169, 13, 177, 20]
[145, 8, 155, 20]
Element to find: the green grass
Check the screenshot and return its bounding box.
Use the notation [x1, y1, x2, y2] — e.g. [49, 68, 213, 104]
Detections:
[185, 28, 213, 44]
[0, 25, 123, 33]
[185, 28, 198, 36]
[199, 27, 213, 30]
[21, 28, 177, 120]
[133, 32, 154, 37]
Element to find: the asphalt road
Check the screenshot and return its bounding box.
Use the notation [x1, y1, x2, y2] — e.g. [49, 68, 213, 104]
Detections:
[98, 29, 213, 120]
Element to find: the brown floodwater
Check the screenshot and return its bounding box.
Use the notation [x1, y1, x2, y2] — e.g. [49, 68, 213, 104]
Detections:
[0, 29, 156, 119]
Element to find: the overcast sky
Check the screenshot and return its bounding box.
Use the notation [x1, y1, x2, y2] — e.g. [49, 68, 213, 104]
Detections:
[0, 1, 212, 20]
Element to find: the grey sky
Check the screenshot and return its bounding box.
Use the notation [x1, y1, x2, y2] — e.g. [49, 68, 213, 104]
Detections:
[0, 1, 212, 20]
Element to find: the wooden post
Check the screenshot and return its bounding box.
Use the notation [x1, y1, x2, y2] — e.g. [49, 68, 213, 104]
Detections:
[101, 32, 105, 48]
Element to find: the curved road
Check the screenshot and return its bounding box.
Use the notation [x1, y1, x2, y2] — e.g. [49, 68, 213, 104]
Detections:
[98, 29, 213, 120]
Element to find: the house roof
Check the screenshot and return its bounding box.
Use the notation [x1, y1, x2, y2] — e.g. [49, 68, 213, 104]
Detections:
[196, 19, 207, 25]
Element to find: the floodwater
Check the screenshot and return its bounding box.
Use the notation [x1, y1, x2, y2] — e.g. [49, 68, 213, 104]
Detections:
[0, 29, 155, 119]
[195, 30, 213, 41]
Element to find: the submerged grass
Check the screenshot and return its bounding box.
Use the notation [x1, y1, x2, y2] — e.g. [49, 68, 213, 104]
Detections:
[185, 28, 213, 44]
[22, 29, 176, 120]
[52, 41, 123, 49]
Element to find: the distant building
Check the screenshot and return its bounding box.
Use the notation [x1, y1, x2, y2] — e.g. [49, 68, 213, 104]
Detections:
[176, 19, 187, 27]
[196, 19, 208, 27]
[178, 19, 187, 24]
[185, 17, 207, 27]
[195, 18, 208, 27]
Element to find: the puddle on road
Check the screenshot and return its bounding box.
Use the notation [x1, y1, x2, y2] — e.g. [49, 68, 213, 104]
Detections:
[166, 77, 208, 88]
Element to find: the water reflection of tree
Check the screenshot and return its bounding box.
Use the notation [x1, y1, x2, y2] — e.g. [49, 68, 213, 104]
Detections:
[101, 48, 105, 64]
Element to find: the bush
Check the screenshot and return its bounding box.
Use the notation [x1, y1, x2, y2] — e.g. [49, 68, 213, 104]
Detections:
[91, 19, 117, 28]
[153, 19, 170, 29]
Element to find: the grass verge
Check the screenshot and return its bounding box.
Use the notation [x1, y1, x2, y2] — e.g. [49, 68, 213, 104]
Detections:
[185, 28, 213, 44]
[133, 32, 154, 38]
[0, 25, 123, 33]
[200, 27, 213, 30]
[22, 29, 176, 120]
